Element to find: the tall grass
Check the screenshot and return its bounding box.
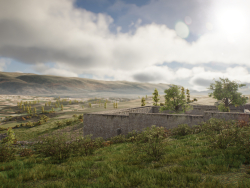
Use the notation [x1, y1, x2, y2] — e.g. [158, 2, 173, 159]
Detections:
[0, 117, 250, 187]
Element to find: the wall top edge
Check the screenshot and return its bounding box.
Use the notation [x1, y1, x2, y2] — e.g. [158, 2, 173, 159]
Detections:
[84, 113, 128, 117]
[129, 112, 204, 116]
[204, 111, 249, 114]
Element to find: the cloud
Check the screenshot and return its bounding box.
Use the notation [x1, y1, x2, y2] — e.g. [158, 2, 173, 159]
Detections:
[1, 0, 250, 92]
[0, 58, 11, 71]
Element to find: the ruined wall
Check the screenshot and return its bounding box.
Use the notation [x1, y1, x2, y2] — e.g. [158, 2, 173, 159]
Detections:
[83, 114, 129, 141]
[203, 111, 250, 123]
[128, 113, 204, 135]
[83, 104, 250, 141]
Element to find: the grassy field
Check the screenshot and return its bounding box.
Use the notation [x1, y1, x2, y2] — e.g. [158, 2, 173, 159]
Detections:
[0, 95, 250, 187]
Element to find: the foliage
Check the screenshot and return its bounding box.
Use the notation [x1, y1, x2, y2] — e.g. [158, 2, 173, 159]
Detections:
[0, 144, 16, 162]
[129, 125, 169, 161]
[186, 88, 191, 103]
[152, 88, 160, 106]
[207, 77, 248, 111]
[1, 127, 17, 145]
[217, 103, 230, 112]
[159, 85, 193, 114]
[141, 97, 146, 106]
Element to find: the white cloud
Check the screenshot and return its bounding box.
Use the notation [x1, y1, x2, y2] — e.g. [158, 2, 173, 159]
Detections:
[1, 0, 250, 92]
[0, 58, 11, 71]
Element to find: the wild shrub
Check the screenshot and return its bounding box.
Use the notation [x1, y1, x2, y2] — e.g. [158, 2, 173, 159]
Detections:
[1, 127, 17, 145]
[207, 128, 243, 150]
[72, 114, 78, 118]
[108, 134, 127, 144]
[33, 134, 73, 160]
[69, 135, 100, 157]
[130, 125, 169, 161]
[55, 120, 65, 128]
[0, 144, 16, 162]
[78, 114, 83, 120]
[19, 148, 34, 157]
[25, 121, 34, 128]
[170, 124, 193, 137]
[65, 119, 73, 126]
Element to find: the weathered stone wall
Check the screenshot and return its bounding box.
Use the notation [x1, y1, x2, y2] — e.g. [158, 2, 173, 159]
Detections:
[83, 104, 250, 141]
[203, 111, 250, 123]
[83, 114, 129, 141]
[128, 113, 204, 135]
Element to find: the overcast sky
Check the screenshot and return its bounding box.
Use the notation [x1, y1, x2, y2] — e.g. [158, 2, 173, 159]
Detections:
[1, 0, 250, 92]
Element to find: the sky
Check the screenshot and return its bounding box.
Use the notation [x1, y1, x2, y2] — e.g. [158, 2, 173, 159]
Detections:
[1, 0, 250, 92]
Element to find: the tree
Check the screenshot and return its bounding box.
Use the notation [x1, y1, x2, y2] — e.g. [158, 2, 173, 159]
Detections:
[41, 106, 44, 113]
[104, 102, 107, 109]
[89, 103, 92, 108]
[186, 88, 191, 103]
[141, 97, 146, 106]
[115, 102, 118, 108]
[152, 88, 160, 106]
[159, 85, 193, 114]
[33, 107, 37, 114]
[61, 104, 63, 111]
[207, 77, 248, 112]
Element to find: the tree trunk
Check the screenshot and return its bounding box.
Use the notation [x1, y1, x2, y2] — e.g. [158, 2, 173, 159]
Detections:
[225, 98, 229, 108]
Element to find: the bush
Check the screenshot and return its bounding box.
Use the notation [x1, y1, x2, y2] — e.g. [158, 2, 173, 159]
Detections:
[72, 114, 78, 118]
[0, 144, 16, 162]
[1, 127, 17, 145]
[129, 125, 169, 161]
[25, 121, 34, 128]
[217, 103, 230, 112]
[55, 121, 65, 128]
[66, 120, 73, 126]
[0, 127, 7, 131]
[19, 148, 34, 157]
[108, 134, 127, 144]
[170, 124, 193, 137]
[33, 134, 73, 160]
[70, 135, 100, 157]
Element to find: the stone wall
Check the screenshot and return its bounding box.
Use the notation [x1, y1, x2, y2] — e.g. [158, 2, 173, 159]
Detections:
[83, 114, 129, 141]
[128, 113, 204, 135]
[83, 104, 250, 141]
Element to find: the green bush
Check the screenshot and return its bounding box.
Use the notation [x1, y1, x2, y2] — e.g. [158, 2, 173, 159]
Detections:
[129, 125, 169, 161]
[170, 124, 193, 137]
[108, 134, 127, 144]
[55, 121, 65, 128]
[65, 120, 73, 126]
[0, 144, 16, 162]
[217, 103, 230, 112]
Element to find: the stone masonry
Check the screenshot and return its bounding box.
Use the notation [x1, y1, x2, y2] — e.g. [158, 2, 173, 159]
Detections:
[83, 104, 250, 141]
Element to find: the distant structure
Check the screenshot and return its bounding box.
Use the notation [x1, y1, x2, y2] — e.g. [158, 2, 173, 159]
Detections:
[83, 104, 250, 141]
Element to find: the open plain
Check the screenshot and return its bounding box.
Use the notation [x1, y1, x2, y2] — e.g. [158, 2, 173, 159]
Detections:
[0, 94, 250, 187]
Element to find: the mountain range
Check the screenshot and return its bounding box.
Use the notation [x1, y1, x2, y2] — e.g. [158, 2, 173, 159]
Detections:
[0, 71, 242, 99]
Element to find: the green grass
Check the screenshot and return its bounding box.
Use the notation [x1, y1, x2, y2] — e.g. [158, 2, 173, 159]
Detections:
[0, 116, 250, 187]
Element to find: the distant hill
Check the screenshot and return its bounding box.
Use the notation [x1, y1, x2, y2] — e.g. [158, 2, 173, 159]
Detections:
[0, 71, 216, 98]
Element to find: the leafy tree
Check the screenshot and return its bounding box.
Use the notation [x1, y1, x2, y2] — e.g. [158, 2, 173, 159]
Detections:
[89, 103, 92, 108]
[186, 88, 191, 103]
[33, 107, 37, 114]
[61, 104, 63, 111]
[141, 97, 146, 106]
[113, 102, 116, 108]
[104, 102, 107, 109]
[152, 88, 160, 106]
[159, 85, 193, 114]
[41, 106, 44, 113]
[207, 77, 248, 112]
[51, 107, 54, 112]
